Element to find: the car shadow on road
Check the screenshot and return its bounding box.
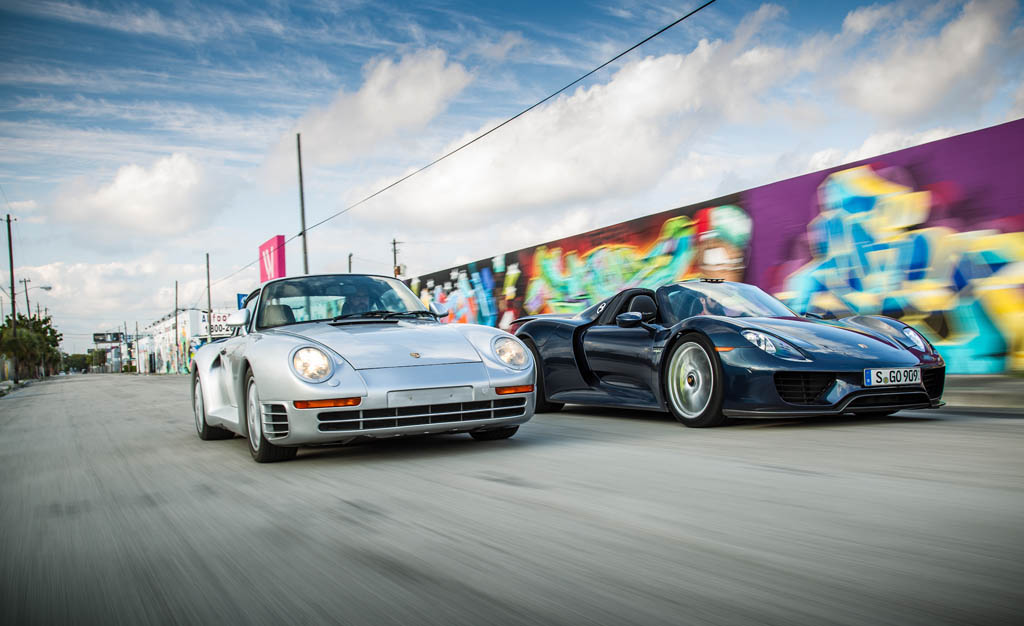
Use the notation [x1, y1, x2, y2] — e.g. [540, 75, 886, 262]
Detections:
[727, 414, 943, 428]
[555, 405, 942, 429]
[290, 430, 557, 464]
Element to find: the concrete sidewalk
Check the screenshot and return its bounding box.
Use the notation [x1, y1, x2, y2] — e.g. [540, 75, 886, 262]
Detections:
[943, 375, 1024, 413]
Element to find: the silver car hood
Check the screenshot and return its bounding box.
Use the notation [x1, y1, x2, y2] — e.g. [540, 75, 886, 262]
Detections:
[269, 321, 483, 370]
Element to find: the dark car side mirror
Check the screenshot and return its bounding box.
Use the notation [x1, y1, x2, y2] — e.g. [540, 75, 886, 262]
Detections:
[616, 312, 643, 328]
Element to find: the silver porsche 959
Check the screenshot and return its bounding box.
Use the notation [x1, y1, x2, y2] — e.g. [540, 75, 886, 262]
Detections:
[190, 274, 536, 462]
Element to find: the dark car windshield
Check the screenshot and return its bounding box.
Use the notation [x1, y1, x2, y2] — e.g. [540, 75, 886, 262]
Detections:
[256, 275, 427, 329]
[658, 282, 795, 323]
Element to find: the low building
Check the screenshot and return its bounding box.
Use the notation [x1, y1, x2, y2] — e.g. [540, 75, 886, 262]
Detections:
[138, 309, 235, 374]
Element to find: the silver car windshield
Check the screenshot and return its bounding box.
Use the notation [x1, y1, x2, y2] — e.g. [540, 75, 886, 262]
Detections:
[256, 275, 428, 329]
[660, 282, 795, 322]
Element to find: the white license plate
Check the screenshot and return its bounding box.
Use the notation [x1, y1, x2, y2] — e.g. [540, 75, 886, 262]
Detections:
[864, 367, 921, 387]
[387, 386, 473, 408]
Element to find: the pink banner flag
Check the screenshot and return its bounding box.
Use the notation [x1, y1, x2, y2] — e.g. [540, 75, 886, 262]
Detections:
[259, 235, 286, 282]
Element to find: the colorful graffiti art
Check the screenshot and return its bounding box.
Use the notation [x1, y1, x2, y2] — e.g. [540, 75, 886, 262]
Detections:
[522, 206, 751, 315]
[410, 199, 752, 329]
[777, 164, 1024, 374]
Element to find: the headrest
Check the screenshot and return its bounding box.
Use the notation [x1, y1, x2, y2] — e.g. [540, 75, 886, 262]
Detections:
[628, 295, 657, 321]
[262, 304, 296, 327]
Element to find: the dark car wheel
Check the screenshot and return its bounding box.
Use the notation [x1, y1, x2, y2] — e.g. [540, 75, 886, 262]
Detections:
[523, 338, 563, 413]
[244, 370, 297, 463]
[470, 426, 519, 441]
[193, 376, 233, 440]
[664, 333, 726, 428]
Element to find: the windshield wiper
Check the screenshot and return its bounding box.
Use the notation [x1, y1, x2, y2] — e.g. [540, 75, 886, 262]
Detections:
[331, 310, 398, 321]
[381, 310, 439, 320]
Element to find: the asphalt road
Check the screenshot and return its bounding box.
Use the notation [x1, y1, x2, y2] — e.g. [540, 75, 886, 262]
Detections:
[2, 374, 1022, 626]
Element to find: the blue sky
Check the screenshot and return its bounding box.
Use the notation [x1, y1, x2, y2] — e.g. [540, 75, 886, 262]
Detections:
[1, 0, 1022, 352]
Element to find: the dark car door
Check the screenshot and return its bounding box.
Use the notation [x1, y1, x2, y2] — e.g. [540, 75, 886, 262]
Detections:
[580, 293, 660, 403]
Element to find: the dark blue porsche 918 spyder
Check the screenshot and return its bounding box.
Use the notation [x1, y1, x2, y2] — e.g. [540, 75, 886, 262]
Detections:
[514, 279, 945, 427]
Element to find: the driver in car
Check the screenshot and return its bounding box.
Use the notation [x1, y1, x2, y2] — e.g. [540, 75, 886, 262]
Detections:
[346, 288, 371, 314]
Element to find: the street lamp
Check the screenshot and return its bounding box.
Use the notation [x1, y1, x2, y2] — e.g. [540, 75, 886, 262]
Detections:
[12, 279, 52, 319]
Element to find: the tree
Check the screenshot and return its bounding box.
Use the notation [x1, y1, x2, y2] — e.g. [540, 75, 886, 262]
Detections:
[0, 313, 64, 379]
[89, 349, 106, 367]
[66, 353, 89, 372]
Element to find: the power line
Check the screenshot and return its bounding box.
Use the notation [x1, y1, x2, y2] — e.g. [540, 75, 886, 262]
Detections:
[209, 0, 718, 287]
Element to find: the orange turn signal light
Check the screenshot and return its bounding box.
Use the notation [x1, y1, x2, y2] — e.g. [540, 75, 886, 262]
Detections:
[715, 347, 735, 352]
[495, 385, 534, 395]
[294, 397, 362, 409]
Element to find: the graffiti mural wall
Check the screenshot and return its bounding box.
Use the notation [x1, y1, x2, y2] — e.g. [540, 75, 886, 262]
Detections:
[410, 119, 1024, 374]
[410, 194, 751, 330]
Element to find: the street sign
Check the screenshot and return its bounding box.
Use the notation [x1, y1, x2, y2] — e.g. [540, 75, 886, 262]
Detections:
[92, 332, 123, 343]
[237, 293, 247, 309]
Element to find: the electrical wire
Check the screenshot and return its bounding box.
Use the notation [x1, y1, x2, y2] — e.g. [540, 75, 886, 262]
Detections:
[208, 0, 718, 287]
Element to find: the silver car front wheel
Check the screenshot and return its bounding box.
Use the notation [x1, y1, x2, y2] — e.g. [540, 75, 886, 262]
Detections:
[244, 370, 297, 463]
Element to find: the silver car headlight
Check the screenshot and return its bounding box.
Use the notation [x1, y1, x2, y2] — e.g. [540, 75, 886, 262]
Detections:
[291, 346, 333, 382]
[902, 327, 927, 351]
[741, 330, 808, 361]
[493, 336, 528, 369]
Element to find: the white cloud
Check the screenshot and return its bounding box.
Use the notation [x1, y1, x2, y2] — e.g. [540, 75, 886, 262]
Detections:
[13, 254, 258, 353]
[344, 5, 796, 230]
[1010, 82, 1024, 120]
[264, 49, 472, 178]
[806, 126, 959, 171]
[472, 32, 526, 61]
[837, 0, 1017, 121]
[52, 153, 229, 239]
[841, 3, 900, 35]
[9, 0, 288, 43]
[9, 199, 38, 213]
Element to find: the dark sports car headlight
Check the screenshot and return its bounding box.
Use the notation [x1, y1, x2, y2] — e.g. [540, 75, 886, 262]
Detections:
[902, 327, 928, 352]
[741, 330, 808, 361]
[291, 346, 333, 382]
[493, 336, 529, 369]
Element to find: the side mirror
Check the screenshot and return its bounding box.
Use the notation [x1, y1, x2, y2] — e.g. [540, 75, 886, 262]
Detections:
[227, 308, 251, 328]
[429, 301, 449, 318]
[616, 312, 642, 328]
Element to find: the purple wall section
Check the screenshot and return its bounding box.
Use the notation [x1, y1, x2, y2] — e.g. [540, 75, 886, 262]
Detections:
[745, 119, 1024, 293]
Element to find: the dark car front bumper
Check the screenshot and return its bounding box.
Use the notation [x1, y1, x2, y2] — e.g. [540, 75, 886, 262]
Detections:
[717, 347, 945, 417]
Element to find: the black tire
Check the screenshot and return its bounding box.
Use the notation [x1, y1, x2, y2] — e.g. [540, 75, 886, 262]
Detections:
[193, 375, 233, 440]
[470, 426, 519, 441]
[663, 333, 726, 428]
[523, 338, 563, 413]
[243, 370, 297, 463]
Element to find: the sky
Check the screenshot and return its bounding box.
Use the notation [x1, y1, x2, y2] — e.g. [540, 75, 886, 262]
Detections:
[1, 0, 1022, 353]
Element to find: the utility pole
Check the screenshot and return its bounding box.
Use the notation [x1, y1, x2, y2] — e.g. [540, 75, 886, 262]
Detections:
[174, 280, 179, 374]
[205, 253, 212, 343]
[36, 302, 40, 319]
[20, 277, 30, 316]
[124, 321, 129, 373]
[392, 239, 402, 277]
[6, 215, 16, 383]
[296, 133, 309, 275]
[348, 253, 353, 273]
[135, 321, 140, 375]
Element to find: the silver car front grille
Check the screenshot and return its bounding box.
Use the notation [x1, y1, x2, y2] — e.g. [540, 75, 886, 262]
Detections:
[316, 397, 528, 432]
